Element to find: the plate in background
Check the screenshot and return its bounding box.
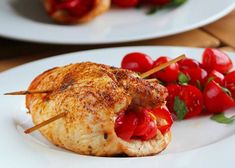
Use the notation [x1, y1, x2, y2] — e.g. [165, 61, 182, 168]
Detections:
[0, 0, 235, 44]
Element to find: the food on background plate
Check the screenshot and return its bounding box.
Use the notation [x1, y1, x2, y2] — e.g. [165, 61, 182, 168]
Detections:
[44, 0, 187, 24]
[121, 48, 235, 122]
[44, 0, 111, 24]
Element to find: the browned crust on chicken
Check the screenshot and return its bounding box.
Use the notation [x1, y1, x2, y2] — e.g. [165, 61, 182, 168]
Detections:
[26, 62, 170, 156]
[44, 0, 110, 24]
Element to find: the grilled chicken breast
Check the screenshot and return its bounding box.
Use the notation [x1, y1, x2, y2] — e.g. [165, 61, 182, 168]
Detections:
[26, 62, 170, 156]
[44, 0, 110, 24]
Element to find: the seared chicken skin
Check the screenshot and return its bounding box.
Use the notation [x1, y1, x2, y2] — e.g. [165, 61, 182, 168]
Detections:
[44, 0, 110, 24]
[26, 62, 170, 156]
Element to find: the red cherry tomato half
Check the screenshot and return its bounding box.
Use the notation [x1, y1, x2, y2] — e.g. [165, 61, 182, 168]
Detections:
[166, 84, 203, 119]
[112, 0, 139, 8]
[178, 58, 200, 70]
[179, 85, 203, 118]
[152, 56, 180, 83]
[166, 84, 181, 113]
[121, 52, 153, 73]
[203, 81, 235, 114]
[223, 70, 235, 99]
[141, 120, 158, 141]
[202, 48, 233, 74]
[206, 70, 224, 86]
[115, 111, 138, 141]
[182, 68, 208, 88]
[133, 109, 152, 136]
[151, 107, 173, 134]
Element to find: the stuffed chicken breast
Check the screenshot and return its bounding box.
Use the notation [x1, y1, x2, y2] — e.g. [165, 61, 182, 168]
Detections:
[26, 62, 172, 156]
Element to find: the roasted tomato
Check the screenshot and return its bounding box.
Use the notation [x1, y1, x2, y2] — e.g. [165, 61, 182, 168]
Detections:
[115, 107, 173, 141]
[151, 107, 173, 134]
[203, 81, 235, 114]
[223, 70, 235, 99]
[133, 109, 152, 136]
[112, 0, 139, 7]
[202, 48, 233, 74]
[115, 111, 138, 141]
[140, 120, 158, 140]
[152, 56, 180, 83]
[121, 52, 153, 73]
[166, 84, 203, 119]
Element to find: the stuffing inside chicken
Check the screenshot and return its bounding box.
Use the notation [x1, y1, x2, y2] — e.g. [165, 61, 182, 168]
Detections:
[26, 62, 171, 156]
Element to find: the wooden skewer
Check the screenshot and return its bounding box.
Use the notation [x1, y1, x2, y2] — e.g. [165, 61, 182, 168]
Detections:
[12, 54, 186, 134]
[145, 78, 160, 82]
[140, 54, 186, 78]
[24, 112, 67, 134]
[4, 90, 51, 95]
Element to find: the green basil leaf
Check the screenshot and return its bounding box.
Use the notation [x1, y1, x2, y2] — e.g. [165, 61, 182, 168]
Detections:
[146, 6, 160, 15]
[207, 77, 215, 84]
[211, 113, 235, 124]
[205, 77, 215, 87]
[174, 96, 187, 120]
[196, 80, 203, 91]
[178, 72, 189, 84]
[221, 86, 232, 97]
[172, 0, 187, 6]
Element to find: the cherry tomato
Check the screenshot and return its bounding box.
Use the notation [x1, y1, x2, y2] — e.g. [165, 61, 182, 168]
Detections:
[223, 70, 235, 99]
[152, 56, 180, 83]
[178, 58, 200, 70]
[166, 84, 181, 113]
[202, 48, 233, 74]
[206, 70, 224, 86]
[112, 0, 139, 7]
[121, 52, 153, 73]
[203, 81, 235, 114]
[115, 111, 138, 141]
[132, 109, 158, 140]
[148, 0, 171, 5]
[133, 109, 152, 136]
[182, 68, 208, 88]
[166, 84, 203, 119]
[151, 107, 173, 134]
[141, 121, 158, 141]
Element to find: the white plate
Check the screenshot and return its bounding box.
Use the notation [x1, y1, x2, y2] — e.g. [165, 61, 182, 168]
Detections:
[0, 46, 235, 168]
[0, 0, 235, 44]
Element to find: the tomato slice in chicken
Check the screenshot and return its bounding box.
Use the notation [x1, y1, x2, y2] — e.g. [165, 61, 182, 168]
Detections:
[151, 107, 173, 134]
[115, 111, 138, 141]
